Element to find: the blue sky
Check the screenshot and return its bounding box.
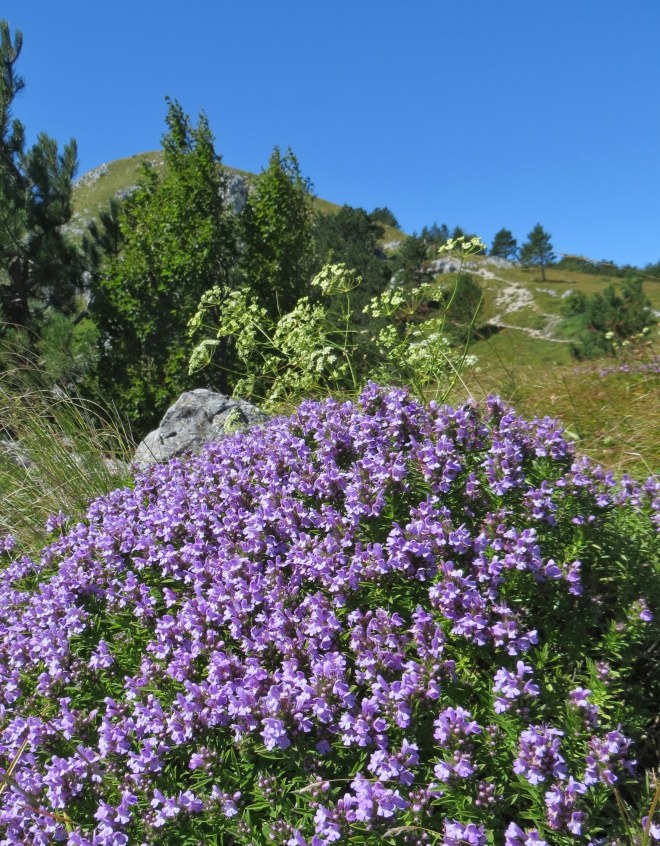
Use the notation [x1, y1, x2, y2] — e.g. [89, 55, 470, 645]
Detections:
[3, 0, 660, 266]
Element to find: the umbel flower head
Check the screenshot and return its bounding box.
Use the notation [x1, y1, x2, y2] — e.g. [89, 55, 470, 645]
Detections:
[0, 384, 657, 845]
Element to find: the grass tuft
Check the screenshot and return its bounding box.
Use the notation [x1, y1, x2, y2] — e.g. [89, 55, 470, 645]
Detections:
[0, 360, 134, 555]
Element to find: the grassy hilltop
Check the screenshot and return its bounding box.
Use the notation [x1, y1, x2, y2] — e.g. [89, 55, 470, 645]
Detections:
[70, 151, 404, 243]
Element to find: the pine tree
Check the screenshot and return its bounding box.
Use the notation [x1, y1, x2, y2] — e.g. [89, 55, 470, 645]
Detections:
[239, 147, 314, 317]
[490, 228, 518, 260]
[90, 99, 237, 436]
[369, 206, 399, 229]
[519, 223, 555, 281]
[0, 21, 82, 338]
[312, 205, 390, 308]
[394, 234, 428, 287]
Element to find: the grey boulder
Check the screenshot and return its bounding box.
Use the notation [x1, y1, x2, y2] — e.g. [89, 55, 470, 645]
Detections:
[134, 389, 266, 469]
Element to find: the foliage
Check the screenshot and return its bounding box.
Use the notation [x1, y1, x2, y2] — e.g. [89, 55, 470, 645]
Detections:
[392, 234, 429, 288]
[520, 224, 555, 282]
[370, 206, 400, 228]
[560, 291, 589, 318]
[81, 196, 124, 271]
[312, 205, 391, 312]
[88, 99, 236, 437]
[439, 272, 484, 344]
[239, 147, 314, 318]
[643, 259, 660, 279]
[0, 386, 657, 845]
[490, 228, 518, 261]
[0, 20, 83, 339]
[189, 263, 472, 410]
[420, 223, 451, 246]
[567, 278, 656, 360]
[555, 256, 627, 278]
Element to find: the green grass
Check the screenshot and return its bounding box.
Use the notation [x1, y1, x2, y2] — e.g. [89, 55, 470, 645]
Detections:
[496, 306, 550, 331]
[71, 151, 164, 227]
[470, 327, 573, 368]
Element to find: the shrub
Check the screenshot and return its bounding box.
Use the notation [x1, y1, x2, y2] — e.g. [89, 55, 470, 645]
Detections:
[568, 278, 656, 360]
[0, 385, 658, 845]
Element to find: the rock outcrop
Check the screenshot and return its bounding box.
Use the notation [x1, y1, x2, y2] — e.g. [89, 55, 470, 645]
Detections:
[134, 389, 266, 468]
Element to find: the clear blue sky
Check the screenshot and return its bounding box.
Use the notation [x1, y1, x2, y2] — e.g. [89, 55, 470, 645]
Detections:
[3, 0, 660, 267]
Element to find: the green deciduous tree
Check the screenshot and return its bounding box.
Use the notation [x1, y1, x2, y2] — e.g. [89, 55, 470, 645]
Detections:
[0, 20, 82, 339]
[490, 228, 518, 260]
[90, 99, 236, 436]
[239, 147, 314, 317]
[82, 196, 124, 271]
[519, 223, 555, 281]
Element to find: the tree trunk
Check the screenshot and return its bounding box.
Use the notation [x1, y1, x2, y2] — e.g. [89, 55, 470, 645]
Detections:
[0, 255, 32, 331]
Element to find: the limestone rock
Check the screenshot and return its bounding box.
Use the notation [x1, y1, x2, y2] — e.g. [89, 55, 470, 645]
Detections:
[134, 389, 266, 468]
[223, 173, 250, 214]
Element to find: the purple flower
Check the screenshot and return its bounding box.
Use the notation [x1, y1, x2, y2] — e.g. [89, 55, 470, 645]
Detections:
[493, 661, 540, 712]
[545, 776, 587, 833]
[636, 598, 653, 622]
[0, 384, 655, 842]
[443, 819, 487, 846]
[504, 822, 548, 846]
[584, 729, 636, 786]
[642, 815, 660, 842]
[514, 725, 567, 785]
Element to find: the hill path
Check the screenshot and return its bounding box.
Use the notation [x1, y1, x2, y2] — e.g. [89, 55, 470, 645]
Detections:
[468, 267, 571, 343]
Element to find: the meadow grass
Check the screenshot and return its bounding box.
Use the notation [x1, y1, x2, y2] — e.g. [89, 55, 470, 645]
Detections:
[0, 365, 134, 556]
[454, 328, 659, 478]
[0, 324, 655, 560]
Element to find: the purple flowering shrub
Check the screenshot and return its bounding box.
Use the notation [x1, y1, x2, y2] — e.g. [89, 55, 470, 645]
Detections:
[0, 384, 658, 845]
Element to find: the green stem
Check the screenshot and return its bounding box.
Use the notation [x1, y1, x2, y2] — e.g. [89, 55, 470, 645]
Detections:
[641, 778, 660, 846]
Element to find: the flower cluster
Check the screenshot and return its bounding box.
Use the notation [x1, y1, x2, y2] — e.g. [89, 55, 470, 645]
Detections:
[0, 384, 657, 845]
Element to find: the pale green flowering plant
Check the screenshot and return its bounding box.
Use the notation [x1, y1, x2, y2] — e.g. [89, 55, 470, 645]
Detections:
[438, 234, 487, 256]
[188, 260, 476, 411]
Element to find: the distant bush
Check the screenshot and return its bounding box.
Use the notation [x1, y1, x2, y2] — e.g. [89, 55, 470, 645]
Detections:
[370, 207, 400, 229]
[567, 277, 656, 359]
[560, 291, 588, 318]
[0, 386, 658, 845]
[555, 257, 627, 277]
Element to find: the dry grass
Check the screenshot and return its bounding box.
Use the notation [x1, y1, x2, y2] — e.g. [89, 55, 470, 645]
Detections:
[453, 333, 659, 479]
[0, 365, 135, 555]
